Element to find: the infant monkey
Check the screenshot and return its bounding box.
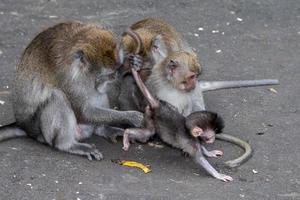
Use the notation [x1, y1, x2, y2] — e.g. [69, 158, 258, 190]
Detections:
[123, 109, 224, 155]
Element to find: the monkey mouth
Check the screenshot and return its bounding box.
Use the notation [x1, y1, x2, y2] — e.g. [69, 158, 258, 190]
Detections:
[205, 137, 215, 144]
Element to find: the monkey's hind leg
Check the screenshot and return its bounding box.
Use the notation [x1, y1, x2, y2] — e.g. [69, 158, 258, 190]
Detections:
[40, 91, 103, 160]
[123, 128, 155, 151]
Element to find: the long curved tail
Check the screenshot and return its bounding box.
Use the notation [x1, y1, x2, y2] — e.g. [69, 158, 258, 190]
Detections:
[0, 123, 26, 142]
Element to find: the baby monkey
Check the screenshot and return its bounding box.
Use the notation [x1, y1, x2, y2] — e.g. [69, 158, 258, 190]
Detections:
[123, 109, 224, 156]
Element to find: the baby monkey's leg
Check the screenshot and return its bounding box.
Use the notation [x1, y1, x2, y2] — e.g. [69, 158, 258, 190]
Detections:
[123, 106, 155, 151]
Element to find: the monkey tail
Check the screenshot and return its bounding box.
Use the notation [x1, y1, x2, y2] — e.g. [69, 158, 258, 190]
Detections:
[216, 133, 253, 168]
[0, 123, 26, 142]
[123, 28, 144, 54]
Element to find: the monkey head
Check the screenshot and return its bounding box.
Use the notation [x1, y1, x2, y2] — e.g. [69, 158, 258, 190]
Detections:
[156, 51, 201, 92]
[186, 111, 224, 143]
[68, 28, 119, 75]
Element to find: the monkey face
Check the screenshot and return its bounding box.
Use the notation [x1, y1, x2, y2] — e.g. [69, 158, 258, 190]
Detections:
[201, 130, 216, 143]
[163, 51, 201, 93]
[191, 126, 216, 143]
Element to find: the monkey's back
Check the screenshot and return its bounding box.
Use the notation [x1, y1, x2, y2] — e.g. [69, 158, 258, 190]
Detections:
[154, 100, 193, 147]
[17, 21, 116, 86]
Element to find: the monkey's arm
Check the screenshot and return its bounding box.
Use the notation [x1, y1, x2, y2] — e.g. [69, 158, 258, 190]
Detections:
[182, 141, 232, 182]
[82, 105, 143, 128]
[199, 79, 279, 92]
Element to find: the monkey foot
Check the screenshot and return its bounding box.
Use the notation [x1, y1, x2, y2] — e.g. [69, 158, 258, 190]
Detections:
[87, 148, 103, 161]
[217, 174, 233, 182]
[122, 144, 130, 151]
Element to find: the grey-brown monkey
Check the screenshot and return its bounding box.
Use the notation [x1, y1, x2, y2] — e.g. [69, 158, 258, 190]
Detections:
[0, 22, 144, 160]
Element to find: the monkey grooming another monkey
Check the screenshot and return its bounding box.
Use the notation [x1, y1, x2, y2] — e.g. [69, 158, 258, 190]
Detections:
[0, 22, 144, 160]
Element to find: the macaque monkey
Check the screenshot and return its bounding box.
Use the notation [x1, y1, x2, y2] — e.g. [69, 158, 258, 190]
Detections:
[0, 22, 144, 160]
[117, 18, 201, 112]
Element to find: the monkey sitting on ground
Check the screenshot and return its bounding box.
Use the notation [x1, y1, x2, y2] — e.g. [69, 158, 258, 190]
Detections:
[0, 22, 144, 160]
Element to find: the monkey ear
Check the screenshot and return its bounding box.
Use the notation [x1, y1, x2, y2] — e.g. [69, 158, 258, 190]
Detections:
[191, 127, 203, 138]
[165, 59, 178, 79]
[151, 35, 168, 64]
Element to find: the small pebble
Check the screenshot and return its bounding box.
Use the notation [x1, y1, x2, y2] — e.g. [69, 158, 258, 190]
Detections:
[76, 191, 80, 194]
[77, 198, 81, 200]
[216, 49, 222, 53]
[78, 182, 83, 185]
[198, 27, 204, 31]
[252, 169, 258, 174]
[0, 50, 3, 55]
[10, 11, 19, 16]
[194, 33, 199, 37]
[55, 180, 59, 183]
[212, 30, 219, 33]
[49, 15, 58, 19]
[236, 17, 243, 22]
[0, 100, 5, 105]
[240, 194, 245, 198]
[226, 22, 230, 26]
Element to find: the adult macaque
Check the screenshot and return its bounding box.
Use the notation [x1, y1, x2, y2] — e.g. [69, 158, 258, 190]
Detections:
[0, 22, 144, 160]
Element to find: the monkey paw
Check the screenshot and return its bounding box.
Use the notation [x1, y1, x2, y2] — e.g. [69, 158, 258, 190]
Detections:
[128, 54, 143, 71]
[217, 174, 233, 182]
[207, 150, 223, 158]
[122, 144, 130, 151]
[127, 111, 144, 127]
[86, 147, 104, 161]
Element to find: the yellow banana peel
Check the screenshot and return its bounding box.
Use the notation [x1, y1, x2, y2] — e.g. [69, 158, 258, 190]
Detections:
[112, 159, 151, 173]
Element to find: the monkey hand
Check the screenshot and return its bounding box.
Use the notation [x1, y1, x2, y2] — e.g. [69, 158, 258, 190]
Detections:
[127, 53, 143, 71]
[126, 111, 144, 127]
[217, 174, 233, 182]
[206, 150, 223, 158]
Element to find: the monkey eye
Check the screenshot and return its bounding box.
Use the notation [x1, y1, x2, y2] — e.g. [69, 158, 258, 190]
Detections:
[181, 80, 187, 84]
[189, 74, 197, 80]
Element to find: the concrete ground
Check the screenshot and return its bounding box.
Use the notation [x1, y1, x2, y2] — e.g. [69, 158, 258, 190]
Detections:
[0, 0, 299, 199]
